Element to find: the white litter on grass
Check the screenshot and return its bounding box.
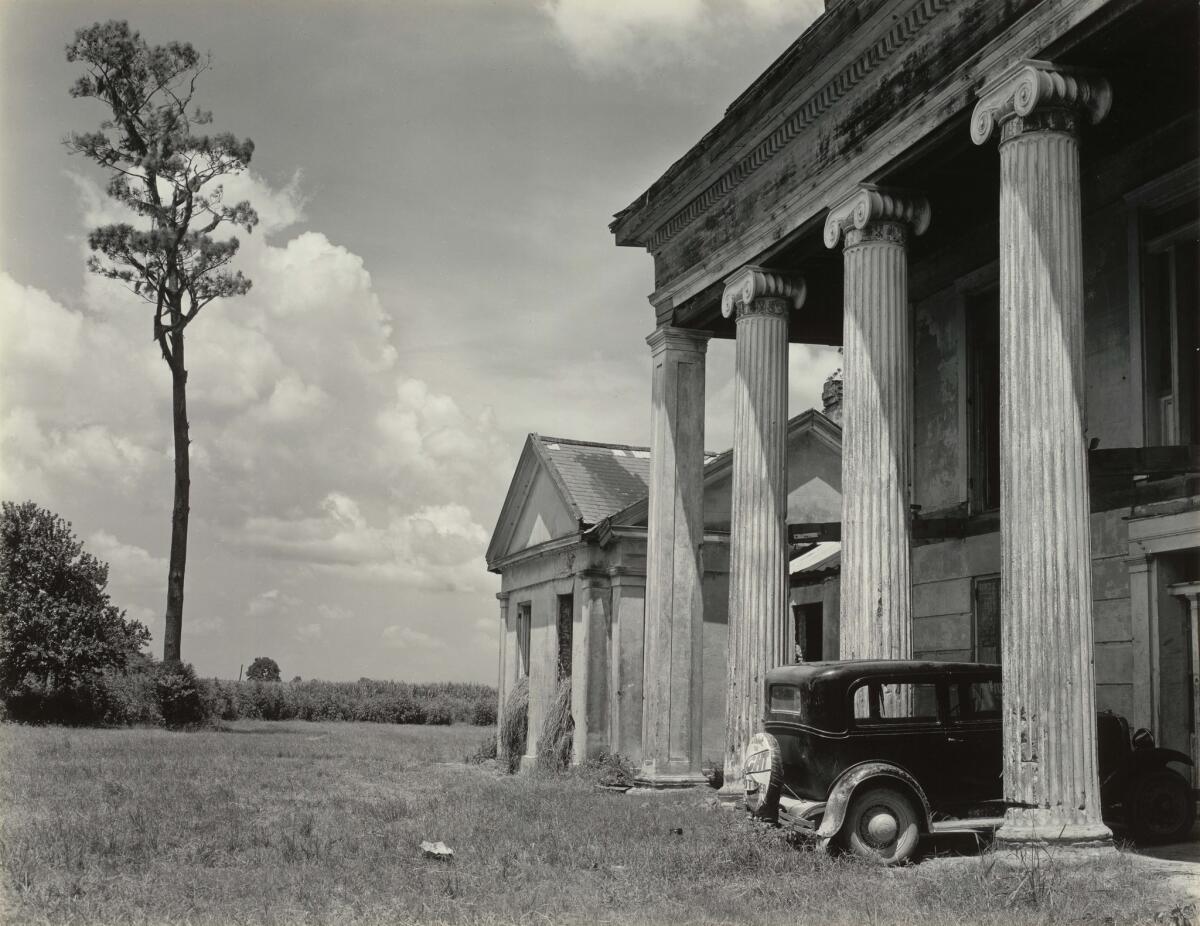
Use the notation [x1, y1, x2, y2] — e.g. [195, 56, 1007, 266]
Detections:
[420, 841, 454, 860]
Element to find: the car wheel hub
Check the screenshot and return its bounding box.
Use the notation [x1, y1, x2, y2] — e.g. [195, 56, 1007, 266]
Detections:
[863, 807, 899, 846]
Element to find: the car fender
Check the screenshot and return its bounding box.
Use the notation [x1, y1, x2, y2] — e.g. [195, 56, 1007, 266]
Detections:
[815, 761, 932, 840]
[1134, 747, 1193, 767]
[1104, 747, 1194, 794]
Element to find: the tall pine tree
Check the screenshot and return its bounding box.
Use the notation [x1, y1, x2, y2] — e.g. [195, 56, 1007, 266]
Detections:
[65, 21, 258, 660]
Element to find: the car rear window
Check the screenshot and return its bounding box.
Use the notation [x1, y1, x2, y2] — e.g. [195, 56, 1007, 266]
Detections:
[770, 684, 802, 714]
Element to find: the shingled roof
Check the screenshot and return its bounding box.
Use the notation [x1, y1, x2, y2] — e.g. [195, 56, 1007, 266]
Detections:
[532, 436, 721, 526]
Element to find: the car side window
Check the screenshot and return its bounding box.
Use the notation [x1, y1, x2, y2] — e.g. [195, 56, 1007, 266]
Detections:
[948, 679, 1003, 721]
[851, 681, 939, 725]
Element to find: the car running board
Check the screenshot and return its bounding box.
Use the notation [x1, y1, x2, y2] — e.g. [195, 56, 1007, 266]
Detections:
[928, 817, 1005, 836]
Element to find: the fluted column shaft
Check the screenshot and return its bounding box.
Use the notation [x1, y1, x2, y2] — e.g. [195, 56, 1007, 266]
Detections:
[973, 59, 1112, 846]
[719, 266, 803, 792]
[843, 235, 911, 660]
[825, 186, 929, 668]
[638, 326, 711, 787]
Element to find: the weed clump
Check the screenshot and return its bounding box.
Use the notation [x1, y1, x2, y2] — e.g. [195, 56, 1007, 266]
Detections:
[465, 731, 498, 764]
[498, 677, 528, 773]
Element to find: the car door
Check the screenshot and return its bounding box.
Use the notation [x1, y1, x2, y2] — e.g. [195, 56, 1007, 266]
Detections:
[942, 675, 1004, 812]
[846, 676, 951, 806]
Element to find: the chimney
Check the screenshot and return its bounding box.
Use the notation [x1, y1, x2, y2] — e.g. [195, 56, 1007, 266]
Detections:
[822, 370, 843, 425]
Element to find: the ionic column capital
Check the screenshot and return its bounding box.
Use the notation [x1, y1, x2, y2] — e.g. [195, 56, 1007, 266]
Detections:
[720, 265, 805, 320]
[823, 184, 930, 250]
[971, 59, 1111, 146]
[645, 325, 712, 357]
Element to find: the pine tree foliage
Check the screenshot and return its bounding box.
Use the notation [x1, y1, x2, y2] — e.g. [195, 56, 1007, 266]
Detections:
[65, 20, 258, 340]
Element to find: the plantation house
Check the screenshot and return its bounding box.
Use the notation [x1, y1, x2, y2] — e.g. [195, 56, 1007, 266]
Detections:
[491, 0, 1200, 848]
[486, 402, 842, 770]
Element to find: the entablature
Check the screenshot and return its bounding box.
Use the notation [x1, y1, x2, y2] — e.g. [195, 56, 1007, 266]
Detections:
[613, 0, 1126, 329]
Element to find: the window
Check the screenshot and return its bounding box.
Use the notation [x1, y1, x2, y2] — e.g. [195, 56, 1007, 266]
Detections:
[851, 681, 939, 724]
[948, 679, 1003, 721]
[966, 287, 1001, 513]
[793, 602, 823, 662]
[770, 684, 801, 714]
[973, 575, 1001, 665]
[556, 593, 573, 680]
[517, 602, 531, 677]
[1141, 197, 1199, 447]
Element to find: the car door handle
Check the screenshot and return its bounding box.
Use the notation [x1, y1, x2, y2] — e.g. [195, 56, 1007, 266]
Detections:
[947, 736, 965, 744]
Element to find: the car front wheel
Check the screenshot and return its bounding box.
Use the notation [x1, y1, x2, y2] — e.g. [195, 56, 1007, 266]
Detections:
[1128, 769, 1195, 845]
[838, 785, 921, 865]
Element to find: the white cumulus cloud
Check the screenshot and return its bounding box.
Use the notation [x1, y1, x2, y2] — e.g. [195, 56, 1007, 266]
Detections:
[382, 625, 444, 650]
[543, 0, 822, 75]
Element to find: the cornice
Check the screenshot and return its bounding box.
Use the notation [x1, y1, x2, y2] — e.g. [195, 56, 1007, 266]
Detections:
[720, 265, 806, 320]
[646, 326, 713, 356]
[970, 59, 1111, 146]
[627, 0, 953, 252]
[823, 184, 931, 249]
[488, 532, 586, 574]
[636, 0, 1111, 316]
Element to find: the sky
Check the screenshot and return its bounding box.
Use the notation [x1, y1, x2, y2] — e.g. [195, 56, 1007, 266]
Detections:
[0, 0, 837, 683]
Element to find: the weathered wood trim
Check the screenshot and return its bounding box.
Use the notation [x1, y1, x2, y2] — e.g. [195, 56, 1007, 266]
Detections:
[642, 0, 1119, 314]
[643, 0, 953, 252]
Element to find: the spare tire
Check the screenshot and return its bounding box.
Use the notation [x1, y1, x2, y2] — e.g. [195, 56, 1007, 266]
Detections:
[743, 732, 783, 819]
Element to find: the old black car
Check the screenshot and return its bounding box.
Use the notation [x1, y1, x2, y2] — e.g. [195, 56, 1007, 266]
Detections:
[743, 661, 1194, 864]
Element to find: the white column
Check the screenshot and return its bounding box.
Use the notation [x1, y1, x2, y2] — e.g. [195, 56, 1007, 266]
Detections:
[522, 589, 560, 769]
[720, 267, 804, 794]
[496, 593, 513, 755]
[1168, 582, 1200, 791]
[638, 326, 712, 787]
[572, 571, 611, 764]
[824, 185, 929, 664]
[609, 567, 646, 763]
[973, 59, 1113, 846]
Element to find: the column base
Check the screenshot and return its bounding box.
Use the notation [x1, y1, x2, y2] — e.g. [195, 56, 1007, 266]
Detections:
[634, 767, 709, 790]
[995, 815, 1114, 850]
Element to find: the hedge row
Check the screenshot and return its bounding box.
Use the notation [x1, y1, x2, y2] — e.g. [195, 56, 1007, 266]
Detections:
[208, 678, 497, 726]
[3, 662, 497, 729]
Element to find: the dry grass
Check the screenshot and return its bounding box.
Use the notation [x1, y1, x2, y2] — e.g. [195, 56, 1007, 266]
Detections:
[535, 680, 573, 774]
[497, 678, 527, 774]
[0, 721, 1186, 926]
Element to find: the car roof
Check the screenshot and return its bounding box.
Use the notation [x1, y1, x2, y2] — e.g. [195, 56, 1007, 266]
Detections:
[766, 659, 1001, 686]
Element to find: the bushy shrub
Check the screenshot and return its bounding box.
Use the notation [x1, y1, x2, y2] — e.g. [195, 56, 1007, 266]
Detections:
[0, 501, 150, 724]
[98, 664, 162, 726]
[3, 675, 108, 725]
[472, 696, 497, 726]
[154, 661, 210, 728]
[588, 751, 636, 789]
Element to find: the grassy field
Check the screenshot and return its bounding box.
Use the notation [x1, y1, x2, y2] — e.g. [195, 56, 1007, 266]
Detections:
[0, 721, 1188, 926]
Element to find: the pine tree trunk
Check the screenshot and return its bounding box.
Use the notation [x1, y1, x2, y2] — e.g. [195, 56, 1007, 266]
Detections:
[163, 328, 190, 663]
